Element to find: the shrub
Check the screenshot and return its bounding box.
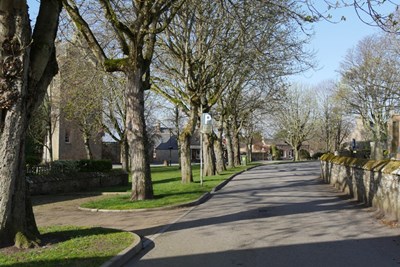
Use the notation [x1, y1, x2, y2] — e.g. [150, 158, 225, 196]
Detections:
[270, 145, 282, 160]
[26, 155, 41, 166]
[78, 159, 113, 172]
[299, 149, 311, 160]
[311, 152, 325, 159]
[51, 160, 79, 174]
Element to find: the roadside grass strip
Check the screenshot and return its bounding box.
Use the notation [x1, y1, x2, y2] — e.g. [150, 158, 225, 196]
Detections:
[0, 226, 134, 267]
[81, 163, 260, 210]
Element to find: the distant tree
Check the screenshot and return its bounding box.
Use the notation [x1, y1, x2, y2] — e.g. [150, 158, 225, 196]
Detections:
[315, 80, 352, 153]
[272, 85, 318, 161]
[152, 0, 238, 181]
[59, 43, 104, 160]
[338, 34, 400, 159]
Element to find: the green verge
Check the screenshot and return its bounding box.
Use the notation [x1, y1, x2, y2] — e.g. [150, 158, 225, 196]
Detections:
[0, 226, 134, 267]
[81, 163, 260, 210]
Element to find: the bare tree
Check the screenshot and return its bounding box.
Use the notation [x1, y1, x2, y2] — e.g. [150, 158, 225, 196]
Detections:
[306, 1, 399, 33]
[27, 91, 60, 163]
[152, 0, 236, 181]
[272, 85, 318, 161]
[59, 43, 104, 160]
[338, 34, 400, 159]
[315, 80, 352, 153]
[62, 0, 184, 200]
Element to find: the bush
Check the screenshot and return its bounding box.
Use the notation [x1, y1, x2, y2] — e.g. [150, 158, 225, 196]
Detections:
[299, 149, 311, 160]
[26, 155, 41, 166]
[311, 152, 325, 160]
[270, 145, 282, 160]
[78, 159, 113, 172]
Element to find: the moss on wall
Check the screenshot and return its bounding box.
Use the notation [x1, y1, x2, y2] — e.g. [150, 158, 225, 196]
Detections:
[320, 153, 400, 174]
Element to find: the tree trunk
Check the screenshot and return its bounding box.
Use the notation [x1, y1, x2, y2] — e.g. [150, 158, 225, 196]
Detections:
[126, 68, 153, 200]
[203, 133, 216, 176]
[293, 144, 301, 161]
[179, 106, 198, 183]
[232, 131, 240, 166]
[213, 130, 226, 173]
[180, 132, 193, 183]
[246, 136, 252, 162]
[120, 134, 130, 171]
[0, 106, 40, 248]
[83, 135, 93, 160]
[0, 0, 61, 248]
[224, 126, 234, 169]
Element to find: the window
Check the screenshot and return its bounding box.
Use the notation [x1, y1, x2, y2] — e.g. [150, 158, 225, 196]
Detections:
[65, 129, 71, 143]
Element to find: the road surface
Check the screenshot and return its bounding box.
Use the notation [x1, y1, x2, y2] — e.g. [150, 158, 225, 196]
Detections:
[125, 161, 400, 267]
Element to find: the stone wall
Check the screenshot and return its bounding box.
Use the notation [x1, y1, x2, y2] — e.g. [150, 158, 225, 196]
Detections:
[27, 170, 128, 195]
[320, 159, 400, 221]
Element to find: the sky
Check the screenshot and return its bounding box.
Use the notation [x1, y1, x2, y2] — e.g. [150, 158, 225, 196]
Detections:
[26, 1, 393, 87]
[292, 3, 394, 86]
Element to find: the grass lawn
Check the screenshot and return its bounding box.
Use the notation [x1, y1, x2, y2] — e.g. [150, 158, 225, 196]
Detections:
[81, 163, 260, 210]
[0, 226, 134, 267]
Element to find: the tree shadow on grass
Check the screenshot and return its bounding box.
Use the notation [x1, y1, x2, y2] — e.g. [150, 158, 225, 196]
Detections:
[1, 227, 128, 267]
[32, 193, 103, 206]
[152, 177, 181, 184]
[39, 227, 123, 245]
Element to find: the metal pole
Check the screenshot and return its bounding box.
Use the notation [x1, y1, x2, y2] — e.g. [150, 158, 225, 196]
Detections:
[200, 105, 203, 186]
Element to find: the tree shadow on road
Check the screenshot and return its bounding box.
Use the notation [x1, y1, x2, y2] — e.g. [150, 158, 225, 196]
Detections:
[132, 235, 400, 267]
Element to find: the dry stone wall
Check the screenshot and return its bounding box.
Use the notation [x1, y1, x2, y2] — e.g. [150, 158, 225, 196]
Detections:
[320, 159, 400, 221]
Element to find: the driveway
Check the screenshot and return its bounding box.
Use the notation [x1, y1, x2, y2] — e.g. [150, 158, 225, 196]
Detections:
[125, 161, 400, 267]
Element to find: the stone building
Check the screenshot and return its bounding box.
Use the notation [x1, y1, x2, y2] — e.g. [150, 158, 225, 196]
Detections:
[42, 42, 102, 162]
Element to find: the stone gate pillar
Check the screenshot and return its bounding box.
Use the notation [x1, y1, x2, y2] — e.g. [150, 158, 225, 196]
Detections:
[389, 115, 400, 160]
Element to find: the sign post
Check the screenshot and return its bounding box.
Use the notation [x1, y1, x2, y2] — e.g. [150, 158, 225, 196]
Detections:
[200, 113, 212, 186]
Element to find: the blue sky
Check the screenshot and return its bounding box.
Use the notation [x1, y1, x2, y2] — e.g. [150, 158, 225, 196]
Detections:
[27, 1, 391, 86]
[292, 3, 393, 86]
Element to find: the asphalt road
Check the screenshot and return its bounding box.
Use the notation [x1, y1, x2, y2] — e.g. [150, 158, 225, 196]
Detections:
[124, 161, 400, 267]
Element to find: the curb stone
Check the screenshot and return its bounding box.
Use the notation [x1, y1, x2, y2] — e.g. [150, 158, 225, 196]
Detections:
[100, 232, 142, 267]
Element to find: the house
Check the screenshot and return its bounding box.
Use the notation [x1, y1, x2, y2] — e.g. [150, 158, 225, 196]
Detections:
[241, 138, 310, 160]
[151, 123, 178, 164]
[150, 123, 201, 164]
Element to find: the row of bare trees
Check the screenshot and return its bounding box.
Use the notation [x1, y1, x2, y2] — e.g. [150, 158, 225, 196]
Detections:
[0, 0, 398, 249]
[269, 28, 400, 161]
[151, 0, 314, 181]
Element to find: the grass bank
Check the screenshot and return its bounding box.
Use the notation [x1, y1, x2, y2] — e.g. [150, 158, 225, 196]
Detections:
[0, 226, 134, 267]
[81, 163, 260, 210]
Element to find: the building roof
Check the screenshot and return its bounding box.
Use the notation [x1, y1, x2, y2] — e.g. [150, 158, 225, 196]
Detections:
[156, 136, 178, 150]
